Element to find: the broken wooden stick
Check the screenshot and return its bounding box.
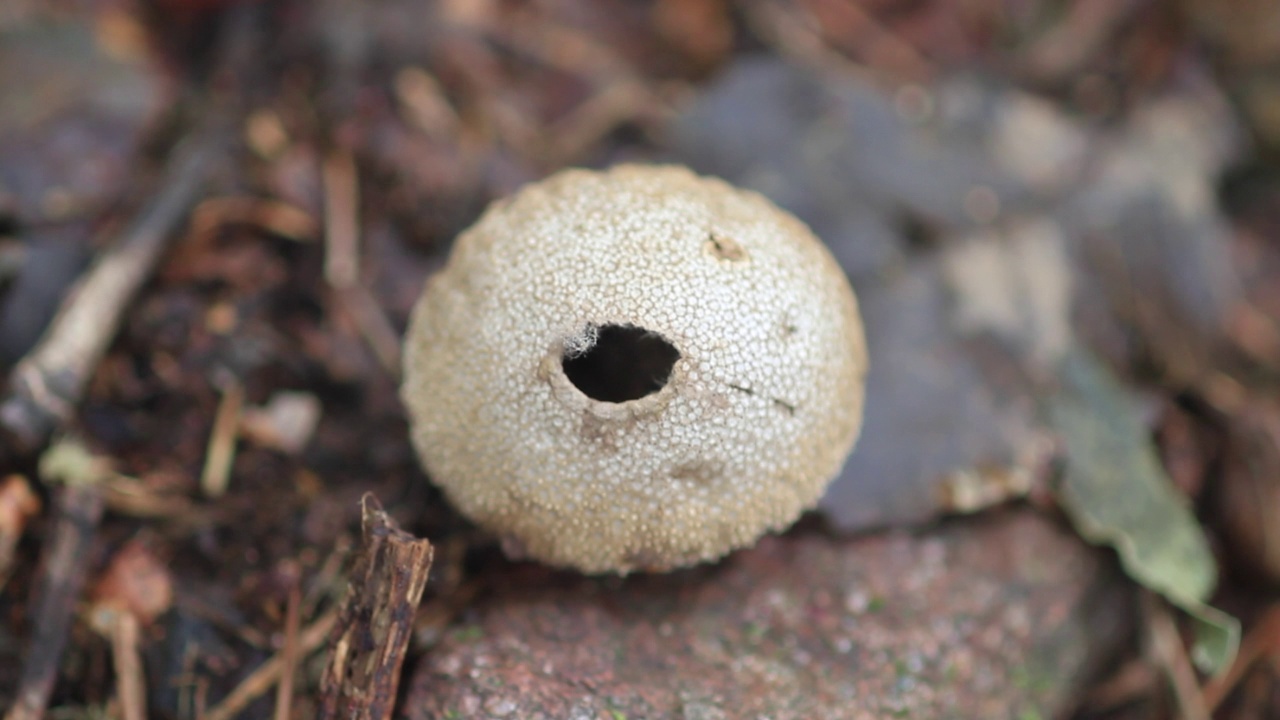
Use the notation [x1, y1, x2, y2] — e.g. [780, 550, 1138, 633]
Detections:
[319, 494, 434, 720]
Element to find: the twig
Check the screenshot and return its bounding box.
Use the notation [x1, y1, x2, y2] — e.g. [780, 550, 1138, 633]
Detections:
[318, 494, 434, 720]
[189, 196, 319, 244]
[302, 534, 354, 628]
[101, 473, 205, 521]
[739, 0, 875, 83]
[0, 131, 222, 452]
[795, 0, 933, 80]
[273, 582, 302, 720]
[1144, 592, 1209, 720]
[486, 13, 633, 81]
[321, 144, 402, 380]
[4, 440, 107, 720]
[88, 540, 173, 720]
[110, 612, 147, 720]
[393, 67, 462, 141]
[201, 377, 244, 498]
[323, 147, 360, 289]
[1019, 0, 1144, 83]
[1203, 604, 1280, 711]
[547, 80, 668, 165]
[1078, 658, 1159, 715]
[334, 286, 402, 380]
[202, 607, 339, 720]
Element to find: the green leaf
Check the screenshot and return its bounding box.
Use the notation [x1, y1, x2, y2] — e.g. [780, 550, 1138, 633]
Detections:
[1175, 600, 1240, 676]
[1047, 349, 1238, 674]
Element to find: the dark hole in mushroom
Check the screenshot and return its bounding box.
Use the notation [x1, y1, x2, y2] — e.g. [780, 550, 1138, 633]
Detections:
[562, 324, 680, 403]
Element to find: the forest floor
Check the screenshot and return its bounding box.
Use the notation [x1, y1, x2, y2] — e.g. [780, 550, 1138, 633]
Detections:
[3, 1, 1280, 718]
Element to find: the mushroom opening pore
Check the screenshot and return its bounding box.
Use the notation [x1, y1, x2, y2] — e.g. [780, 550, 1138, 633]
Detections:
[561, 324, 681, 403]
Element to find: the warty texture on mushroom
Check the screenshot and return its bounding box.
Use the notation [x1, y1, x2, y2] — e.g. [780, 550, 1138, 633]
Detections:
[401, 164, 867, 574]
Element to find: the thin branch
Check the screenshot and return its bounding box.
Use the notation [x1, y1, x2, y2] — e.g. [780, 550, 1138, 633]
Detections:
[200, 377, 244, 498]
[0, 131, 223, 452]
[323, 147, 360, 289]
[273, 582, 302, 720]
[202, 607, 339, 720]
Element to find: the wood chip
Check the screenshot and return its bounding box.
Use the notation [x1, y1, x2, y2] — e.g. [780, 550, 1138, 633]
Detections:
[319, 494, 434, 720]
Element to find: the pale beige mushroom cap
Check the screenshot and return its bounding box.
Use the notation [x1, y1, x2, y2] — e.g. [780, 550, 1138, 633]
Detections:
[402, 164, 866, 574]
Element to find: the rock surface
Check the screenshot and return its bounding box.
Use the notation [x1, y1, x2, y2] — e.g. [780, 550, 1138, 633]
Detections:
[404, 510, 1130, 719]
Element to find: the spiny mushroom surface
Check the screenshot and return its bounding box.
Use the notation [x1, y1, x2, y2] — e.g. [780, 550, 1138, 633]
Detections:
[401, 164, 867, 574]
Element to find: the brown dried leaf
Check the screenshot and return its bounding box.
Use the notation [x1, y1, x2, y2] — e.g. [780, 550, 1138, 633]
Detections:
[90, 540, 174, 629]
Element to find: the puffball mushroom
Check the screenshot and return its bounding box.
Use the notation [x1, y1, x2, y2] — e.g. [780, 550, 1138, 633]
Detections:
[401, 164, 867, 574]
